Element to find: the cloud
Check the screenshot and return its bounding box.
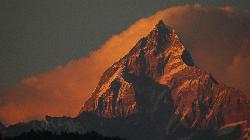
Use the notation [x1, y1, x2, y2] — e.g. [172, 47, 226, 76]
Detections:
[0, 4, 249, 125]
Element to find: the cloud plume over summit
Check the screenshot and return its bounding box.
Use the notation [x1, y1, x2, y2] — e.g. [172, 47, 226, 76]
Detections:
[0, 4, 249, 125]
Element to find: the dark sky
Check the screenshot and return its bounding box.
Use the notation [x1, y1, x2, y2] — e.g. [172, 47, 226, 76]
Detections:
[0, 0, 249, 86]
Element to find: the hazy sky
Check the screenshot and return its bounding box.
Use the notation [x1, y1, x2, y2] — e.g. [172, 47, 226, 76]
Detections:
[0, 0, 250, 87]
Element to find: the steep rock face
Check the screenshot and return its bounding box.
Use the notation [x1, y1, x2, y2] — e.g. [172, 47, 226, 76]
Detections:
[81, 20, 249, 130]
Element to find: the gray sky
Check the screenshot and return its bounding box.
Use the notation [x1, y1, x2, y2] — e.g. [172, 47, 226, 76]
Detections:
[0, 0, 249, 86]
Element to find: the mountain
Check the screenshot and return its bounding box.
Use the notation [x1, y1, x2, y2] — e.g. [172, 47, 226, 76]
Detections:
[81, 20, 249, 129]
[2, 21, 249, 140]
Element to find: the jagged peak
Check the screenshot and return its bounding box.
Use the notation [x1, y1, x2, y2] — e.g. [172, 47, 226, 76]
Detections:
[154, 20, 195, 67]
[151, 20, 173, 37]
[155, 20, 172, 31]
[144, 20, 174, 53]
